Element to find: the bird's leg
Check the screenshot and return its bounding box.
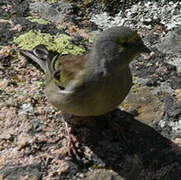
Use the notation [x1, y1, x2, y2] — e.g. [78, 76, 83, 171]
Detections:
[62, 114, 81, 160]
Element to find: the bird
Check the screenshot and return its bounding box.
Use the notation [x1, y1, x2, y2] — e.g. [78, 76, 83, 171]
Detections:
[20, 26, 150, 159]
[20, 26, 150, 117]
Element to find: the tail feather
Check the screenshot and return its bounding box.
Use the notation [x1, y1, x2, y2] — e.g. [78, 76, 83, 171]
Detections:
[19, 45, 50, 73]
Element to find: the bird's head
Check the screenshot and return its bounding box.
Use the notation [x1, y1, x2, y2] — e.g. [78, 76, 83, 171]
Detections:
[115, 27, 150, 55]
[90, 26, 151, 72]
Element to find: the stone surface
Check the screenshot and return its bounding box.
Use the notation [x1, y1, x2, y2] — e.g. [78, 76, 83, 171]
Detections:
[122, 85, 164, 124]
[0, 164, 43, 180]
[85, 169, 125, 180]
[158, 27, 181, 56]
[30, 1, 72, 23]
[1, 0, 181, 179]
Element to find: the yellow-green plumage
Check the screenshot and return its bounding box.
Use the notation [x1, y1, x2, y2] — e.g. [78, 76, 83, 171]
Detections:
[20, 26, 150, 116]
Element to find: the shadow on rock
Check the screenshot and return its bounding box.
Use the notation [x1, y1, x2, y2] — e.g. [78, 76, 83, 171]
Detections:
[71, 109, 181, 180]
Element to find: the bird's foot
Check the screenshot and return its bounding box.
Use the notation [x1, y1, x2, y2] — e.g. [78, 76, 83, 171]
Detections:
[64, 120, 82, 161]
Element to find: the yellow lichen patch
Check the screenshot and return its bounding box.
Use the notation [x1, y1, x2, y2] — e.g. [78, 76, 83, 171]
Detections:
[14, 30, 85, 55]
[146, 62, 153, 67]
[11, 75, 24, 83]
[13, 30, 53, 50]
[136, 106, 142, 115]
[57, 25, 66, 30]
[41, 0, 59, 4]
[27, 17, 50, 25]
[156, 91, 169, 98]
[88, 34, 96, 43]
[132, 83, 141, 93]
[53, 34, 85, 55]
[121, 103, 129, 109]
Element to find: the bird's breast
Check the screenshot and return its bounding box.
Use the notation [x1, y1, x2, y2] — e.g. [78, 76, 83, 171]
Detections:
[45, 67, 132, 116]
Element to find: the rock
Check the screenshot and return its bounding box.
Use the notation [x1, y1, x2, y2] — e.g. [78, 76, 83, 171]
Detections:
[171, 77, 181, 90]
[18, 103, 34, 116]
[0, 164, 42, 180]
[158, 27, 181, 56]
[155, 96, 181, 139]
[122, 84, 164, 124]
[30, 1, 72, 24]
[85, 169, 125, 180]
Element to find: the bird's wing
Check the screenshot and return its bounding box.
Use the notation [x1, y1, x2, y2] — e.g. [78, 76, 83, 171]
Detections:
[20, 45, 88, 89]
[52, 53, 88, 89]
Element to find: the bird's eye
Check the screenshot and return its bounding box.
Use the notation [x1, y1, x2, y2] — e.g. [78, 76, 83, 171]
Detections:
[122, 42, 131, 48]
[53, 69, 61, 80]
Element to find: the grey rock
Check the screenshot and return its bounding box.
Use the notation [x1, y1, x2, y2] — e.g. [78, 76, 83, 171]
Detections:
[85, 169, 125, 180]
[0, 164, 42, 180]
[91, 1, 181, 30]
[158, 27, 181, 56]
[168, 57, 181, 73]
[122, 84, 165, 124]
[29, 1, 72, 24]
[18, 103, 34, 116]
[170, 76, 181, 89]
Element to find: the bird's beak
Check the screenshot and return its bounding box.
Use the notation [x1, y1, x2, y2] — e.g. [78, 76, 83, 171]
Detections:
[139, 43, 151, 54]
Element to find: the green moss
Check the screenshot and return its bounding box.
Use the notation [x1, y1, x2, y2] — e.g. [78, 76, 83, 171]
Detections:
[37, 81, 44, 88]
[14, 30, 85, 55]
[57, 25, 66, 30]
[53, 34, 85, 55]
[146, 62, 153, 67]
[14, 30, 53, 50]
[27, 17, 49, 24]
[40, 0, 59, 4]
[88, 34, 96, 43]
[33, 93, 41, 100]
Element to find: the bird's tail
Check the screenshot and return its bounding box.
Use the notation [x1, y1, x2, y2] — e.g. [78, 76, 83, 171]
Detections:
[19, 45, 59, 75]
